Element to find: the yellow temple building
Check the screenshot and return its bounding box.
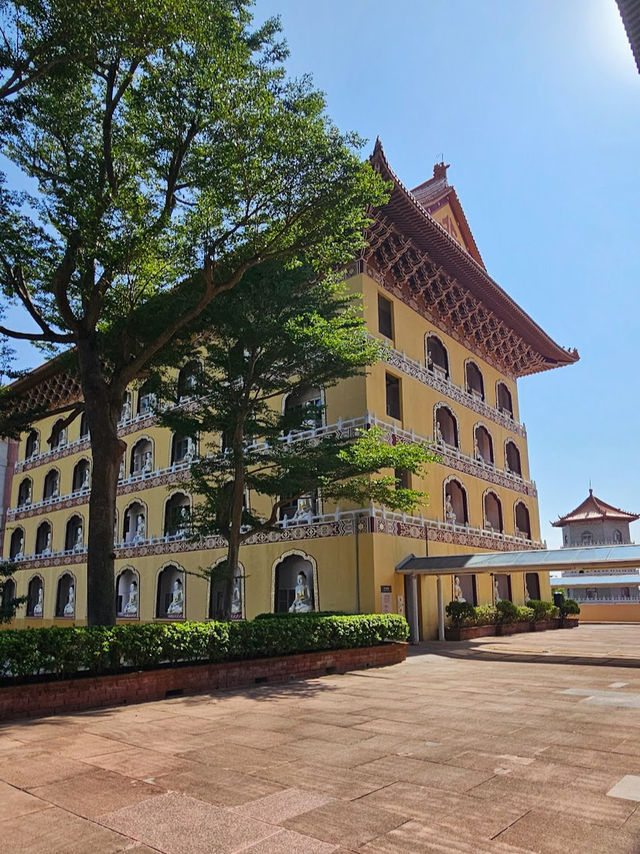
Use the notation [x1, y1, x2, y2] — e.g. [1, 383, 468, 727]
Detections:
[0, 141, 579, 639]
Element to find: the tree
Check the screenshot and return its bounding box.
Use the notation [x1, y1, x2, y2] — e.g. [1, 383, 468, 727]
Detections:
[0, 1, 386, 624]
[0, 560, 26, 623]
[156, 261, 437, 618]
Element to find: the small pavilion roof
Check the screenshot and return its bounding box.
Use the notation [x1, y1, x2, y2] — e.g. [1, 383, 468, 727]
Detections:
[552, 490, 639, 527]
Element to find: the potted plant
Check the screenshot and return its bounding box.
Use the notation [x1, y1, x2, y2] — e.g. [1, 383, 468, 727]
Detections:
[559, 598, 580, 627]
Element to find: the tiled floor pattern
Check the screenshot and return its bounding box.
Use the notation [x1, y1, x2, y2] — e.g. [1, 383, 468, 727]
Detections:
[2, 624, 640, 852]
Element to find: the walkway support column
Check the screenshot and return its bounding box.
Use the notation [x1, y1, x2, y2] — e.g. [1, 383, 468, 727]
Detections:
[436, 575, 445, 641]
[410, 573, 420, 643]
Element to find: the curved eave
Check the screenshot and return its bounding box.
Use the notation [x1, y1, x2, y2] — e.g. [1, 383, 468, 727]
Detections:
[370, 140, 579, 376]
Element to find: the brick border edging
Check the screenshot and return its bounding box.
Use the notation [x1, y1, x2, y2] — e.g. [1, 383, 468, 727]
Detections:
[0, 642, 407, 722]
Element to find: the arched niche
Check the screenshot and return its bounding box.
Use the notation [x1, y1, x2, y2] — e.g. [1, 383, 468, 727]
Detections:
[514, 501, 531, 539]
[444, 478, 468, 525]
[171, 433, 196, 465]
[272, 550, 318, 613]
[164, 492, 191, 537]
[130, 437, 153, 475]
[119, 390, 133, 422]
[65, 514, 84, 552]
[465, 360, 484, 400]
[50, 419, 67, 449]
[505, 440, 522, 476]
[483, 490, 503, 532]
[1, 577, 17, 615]
[434, 404, 458, 448]
[209, 559, 245, 621]
[137, 380, 157, 416]
[493, 573, 512, 602]
[42, 468, 60, 500]
[55, 572, 76, 618]
[123, 500, 147, 544]
[72, 459, 91, 492]
[156, 564, 184, 619]
[26, 575, 44, 617]
[116, 567, 139, 618]
[9, 528, 24, 559]
[79, 412, 90, 439]
[25, 429, 39, 460]
[474, 424, 494, 465]
[284, 386, 324, 430]
[496, 382, 513, 417]
[35, 520, 52, 555]
[177, 360, 201, 401]
[525, 572, 541, 601]
[17, 477, 32, 506]
[425, 333, 449, 379]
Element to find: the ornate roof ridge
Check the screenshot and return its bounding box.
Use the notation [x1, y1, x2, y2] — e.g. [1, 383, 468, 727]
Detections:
[552, 489, 640, 526]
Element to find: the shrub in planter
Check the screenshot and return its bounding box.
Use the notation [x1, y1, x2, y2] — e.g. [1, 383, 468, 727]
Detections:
[526, 600, 560, 621]
[560, 598, 580, 617]
[495, 599, 519, 623]
[473, 604, 498, 626]
[445, 601, 476, 627]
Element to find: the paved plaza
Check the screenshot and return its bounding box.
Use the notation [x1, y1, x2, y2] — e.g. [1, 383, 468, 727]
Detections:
[2, 625, 640, 853]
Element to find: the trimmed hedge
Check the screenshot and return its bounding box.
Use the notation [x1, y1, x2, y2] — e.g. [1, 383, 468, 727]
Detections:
[526, 599, 560, 621]
[0, 614, 408, 684]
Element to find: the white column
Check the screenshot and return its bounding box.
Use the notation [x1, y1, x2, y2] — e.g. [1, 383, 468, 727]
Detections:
[410, 574, 420, 643]
[436, 575, 445, 641]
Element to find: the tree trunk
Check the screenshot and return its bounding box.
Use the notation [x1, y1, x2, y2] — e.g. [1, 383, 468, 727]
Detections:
[77, 338, 126, 626]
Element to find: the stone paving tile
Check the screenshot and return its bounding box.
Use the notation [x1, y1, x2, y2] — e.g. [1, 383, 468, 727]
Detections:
[30, 767, 163, 819]
[232, 787, 334, 823]
[0, 805, 132, 854]
[0, 780, 53, 821]
[101, 791, 278, 853]
[154, 765, 286, 807]
[251, 760, 388, 800]
[355, 754, 494, 792]
[83, 745, 195, 780]
[282, 799, 408, 848]
[29, 732, 132, 759]
[178, 740, 285, 772]
[497, 807, 640, 854]
[357, 817, 534, 853]
[239, 829, 339, 853]
[0, 745, 93, 789]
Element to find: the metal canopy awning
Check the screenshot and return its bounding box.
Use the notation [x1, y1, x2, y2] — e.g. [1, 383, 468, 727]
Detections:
[396, 544, 640, 576]
[550, 574, 640, 587]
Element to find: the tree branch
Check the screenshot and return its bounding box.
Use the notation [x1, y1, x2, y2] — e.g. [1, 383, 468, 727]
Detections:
[0, 324, 73, 343]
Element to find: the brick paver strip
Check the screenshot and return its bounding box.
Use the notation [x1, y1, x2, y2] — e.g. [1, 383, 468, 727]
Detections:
[1, 625, 640, 852]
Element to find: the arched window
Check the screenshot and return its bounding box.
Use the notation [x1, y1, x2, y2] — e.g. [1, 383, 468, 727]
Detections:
[514, 502, 531, 540]
[435, 405, 458, 447]
[25, 429, 39, 459]
[581, 531, 593, 545]
[177, 361, 200, 400]
[50, 419, 67, 449]
[123, 501, 146, 544]
[284, 386, 324, 430]
[130, 438, 153, 475]
[484, 491, 503, 532]
[156, 565, 184, 619]
[426, 334, 449, 379]
[274, 553, 316, 613]
[9, 528, 24, 559]
[17, 477, 32, 506]
[505, 441, 522, 476]
[1, 577, 16, 615]
[116, 568, 139, 618]
[119, 391, 132, 423]
[35, 521, 52, 555]
[278, 491, 318, 523]
[137, 381, 156, 416]
[43, 469, 60, 500]
[72, 459, 91, 492]
[497, 382, 513, 417]
[465, 361, 484, 400]
[444, 479, 468, 525]
[79, 413, 90, 439]
[474, 425, 494, 465]
[55, 573, 75, 618]
[171, 433, 195, 465]
[209, 561, 245, 620]
[26, 576, 44, 617]
[65, 515, 84, 552]
[164, 493, 190, 537]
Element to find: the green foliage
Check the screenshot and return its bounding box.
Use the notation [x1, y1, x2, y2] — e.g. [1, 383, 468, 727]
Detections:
[473, 604, 498, 626]
[516, 605, 535, 622]
[254, 611, 350, 619]
[0, 614, 408, 683]
[526, 599, 560, 621]
[445, 600, 476, 627]
[560, 598, 580, 616]
[0, 560, 26, 624]
[495, 599, 520, 623]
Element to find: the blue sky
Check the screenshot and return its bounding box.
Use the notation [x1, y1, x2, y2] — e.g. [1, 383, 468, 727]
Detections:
[5, 0, 640, 546]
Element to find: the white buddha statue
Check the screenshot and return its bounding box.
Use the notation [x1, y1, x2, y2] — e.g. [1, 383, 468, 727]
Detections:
[167, 578, 183, 616]
[230, 576, 242, 617]
[453, 575, 465, 602]
[73, 526, 83, 551]
[135, 513, 146, 542]
[436, 423, 444, 445]
[15, 534, 24, 558]
[33, 586, 43, 616]
[121, 398, 132, 422]
[142, 450, 153, 474]
[80, 467, 90, 490]
[123, 580, 138, 616]
[58, 427, 67, 447]
[445, 495, 456, 524]
[184, 437, 195, 462]
[32, 435, 39, 456]
[43, 530, 52, 554]
[118, 459, 125, 480]
[64, 585, 75, 616]
[493, 575, 500, 603]
[289, 570, 313, 613]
